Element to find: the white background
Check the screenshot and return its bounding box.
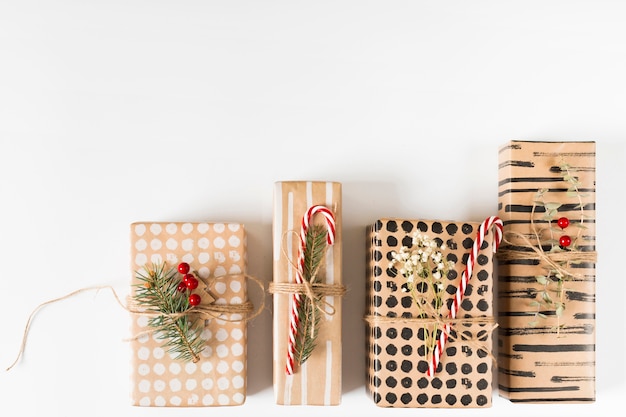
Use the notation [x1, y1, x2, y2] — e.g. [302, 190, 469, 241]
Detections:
[0, 1, 624, 416]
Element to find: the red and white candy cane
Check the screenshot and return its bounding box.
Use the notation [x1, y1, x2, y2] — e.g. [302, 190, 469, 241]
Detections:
[286, 205, 336, 375]
[427, 216, 503, 377]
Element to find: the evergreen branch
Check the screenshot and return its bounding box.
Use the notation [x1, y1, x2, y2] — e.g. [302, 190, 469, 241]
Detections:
[133, 262, 204, 362]
[295, 224, 329, 365]
[294, 292, 322, 365]
[303, 224, 330, 282]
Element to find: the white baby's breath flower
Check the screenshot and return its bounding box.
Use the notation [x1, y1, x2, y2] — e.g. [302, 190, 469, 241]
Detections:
[389, 230, 456, 316]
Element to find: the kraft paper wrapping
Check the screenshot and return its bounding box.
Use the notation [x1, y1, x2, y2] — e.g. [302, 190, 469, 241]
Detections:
[497, 141, 597, 403]
[129, 222, 248, 407]
[366, 219, 498, 408]
[272, 181, 342, 405]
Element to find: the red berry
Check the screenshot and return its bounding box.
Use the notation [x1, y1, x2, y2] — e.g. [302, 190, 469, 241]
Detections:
[185, 276, 199, 290]
[177, 262, 190, 274]
[176, 282, 187, 292]
[182, 273, 194, 284]
[189, 294, 201, 306]
[557, 217, 570, 229]
[559, 235, 572, 247]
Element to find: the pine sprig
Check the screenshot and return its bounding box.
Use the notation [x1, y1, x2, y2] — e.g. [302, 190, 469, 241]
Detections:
[133, 262, 205, 363]
[294, 224, 329, 366]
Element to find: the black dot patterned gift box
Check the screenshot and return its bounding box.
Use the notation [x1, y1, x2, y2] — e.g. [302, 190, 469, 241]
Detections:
[365, 219, 498, 408]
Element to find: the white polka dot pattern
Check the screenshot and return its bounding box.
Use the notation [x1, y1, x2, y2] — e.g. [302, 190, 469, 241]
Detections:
[130, 222, 247, 407]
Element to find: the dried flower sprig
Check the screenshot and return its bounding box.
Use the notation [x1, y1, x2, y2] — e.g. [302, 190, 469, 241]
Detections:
[529, 158, 589, 334]
[389, 232, 455, 355]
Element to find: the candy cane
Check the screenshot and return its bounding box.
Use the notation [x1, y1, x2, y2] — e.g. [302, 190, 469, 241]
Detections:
[427, 216, 503, 377]
[286, 205, 336, 375]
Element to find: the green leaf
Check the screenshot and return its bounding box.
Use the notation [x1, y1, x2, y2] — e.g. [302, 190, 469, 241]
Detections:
[556, 304, 565, 316]
[529, 301, 541, 307]
[566, 191, 579, 198]
[544, 202, 562, 210]
[536, 275, 548, 285]
[528, 321, 537, 327]
[537, 313, 548, 319]
[542, 291, 553, 303]
[544, 239, 559, 247]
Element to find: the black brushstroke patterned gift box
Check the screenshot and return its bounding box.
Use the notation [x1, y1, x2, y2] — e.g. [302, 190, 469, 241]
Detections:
[497, 140, 597, 403]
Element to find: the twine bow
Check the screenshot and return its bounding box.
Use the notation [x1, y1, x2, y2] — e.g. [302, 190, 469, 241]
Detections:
[268, 280, 347, 337]
[498, 231, 598, 278]
[363, 312, 499, 371]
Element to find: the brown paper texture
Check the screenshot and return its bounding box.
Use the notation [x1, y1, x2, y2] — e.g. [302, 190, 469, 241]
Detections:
[497, 141, 596, 403]
[366, 219, 498, 408]
[129, 222, 248, 407]
[272, 181, 342, 405]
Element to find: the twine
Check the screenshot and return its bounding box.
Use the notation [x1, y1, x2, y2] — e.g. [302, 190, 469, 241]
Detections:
[498, 229, 597, 337]
[280, 230, 346, 337]
[498, 231, 598, 279]
[268, 281, 347, 320]
[364, 314, 499, 371]
[277, 229, 346, 339]
[6, 274, 265, 371]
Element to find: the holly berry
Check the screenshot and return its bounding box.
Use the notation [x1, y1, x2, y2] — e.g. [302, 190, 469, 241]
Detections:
[557, 217, 570, 229]
[188, 294, 201, 306]
[182, 273, 194, 284]
[559, 235, 572, 248]
[185, 276, 199, 290]
[176, 282, 187, 292]
[178, 262, 190, 274]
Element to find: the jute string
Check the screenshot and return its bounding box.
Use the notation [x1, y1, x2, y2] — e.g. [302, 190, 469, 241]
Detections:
[364, 292, 498, 372]
[497, 230, 597, 337]
[498, 231, 598, 279]
[6, 274, 265, 371]
[363, 314, 499, 371]
[272, 230, 347, 338]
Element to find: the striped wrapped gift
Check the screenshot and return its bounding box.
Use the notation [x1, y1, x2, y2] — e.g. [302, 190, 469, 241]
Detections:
[497, 140, 597, 403]
[272, 181, 343, 405]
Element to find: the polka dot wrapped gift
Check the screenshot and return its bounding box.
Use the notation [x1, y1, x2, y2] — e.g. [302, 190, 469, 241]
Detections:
[130, 222, 250, 407]
[365, 218, 501, 408]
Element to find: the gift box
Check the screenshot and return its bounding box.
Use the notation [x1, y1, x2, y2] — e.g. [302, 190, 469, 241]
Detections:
[366, 218, 500, 408]
[271, 181, 343, 405]
[497, 140, 597, 403]
[129, 222, 249, 407]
